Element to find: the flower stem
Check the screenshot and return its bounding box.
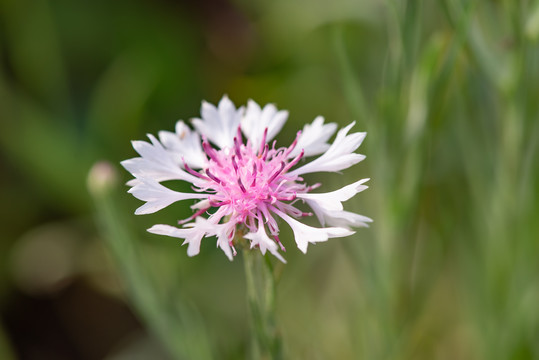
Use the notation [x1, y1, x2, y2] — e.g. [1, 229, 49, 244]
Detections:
[242, 248, 283, 360]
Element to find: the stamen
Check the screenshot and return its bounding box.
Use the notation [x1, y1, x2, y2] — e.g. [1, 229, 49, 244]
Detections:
[237, 125, 243, 143]
[202, 141, 221, 164]
[234, 126, 243, 160]
[306, 183, 322, 191]
[209, 199, 230, 207]
[237, 178, 246, 193]
[275, 179, 288, 192]
[267, 219, 278, 235]
[234, 137, 243, 160]
[183, 159, 210, 180]
[231, 155, 239, 173]
[206, 169, 222, 184]
[260, 143, 269, 161]
[273, 235, 286, 252]
[259, 128, 268, 155]
[268, 162, 285, 183]
[283, 149, 304, 172]
[178, 206, 210, 225]
[284, 130, 302, 156]
[276, 194, 296, 201]
[251, 162, 257, 186]
[258, 205, 271, 223]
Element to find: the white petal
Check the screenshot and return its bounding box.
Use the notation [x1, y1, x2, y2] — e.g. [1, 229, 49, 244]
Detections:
[242, 100, 288, 149]
[148, 217, 224, 257]
[158, 216, 234, 261]
[307, 197, 372, 228]
[121, 134, 201, 184]
[192, 95, 243, 149]
[244, 220, 286, 263]
[128, 178, 207, 215]
[323, 210, 373, 229]
[191, 199, 210, 210]
[158, 120, 207, 169]
[148, 223, 206, 257]
[274, 210, 354, 253]
[290, 122, 366, 176]
[298, 178, 370, 212]
[288, 116, 337, 158]
[126, 178, 141, 187]
[216, 231, 234, 261]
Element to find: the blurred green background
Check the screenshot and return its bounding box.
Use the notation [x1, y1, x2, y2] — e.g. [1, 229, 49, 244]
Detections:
[1, 0, 539, 359]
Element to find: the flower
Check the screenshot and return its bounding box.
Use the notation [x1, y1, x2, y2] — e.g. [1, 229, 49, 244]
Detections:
[122, 96, 371, 262]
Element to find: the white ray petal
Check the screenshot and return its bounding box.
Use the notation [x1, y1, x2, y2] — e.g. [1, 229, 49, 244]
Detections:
[244, 219, 287, 263]
[290, 122, 366, 176]
[121, 134, 201, 184]
[274, 209, 354, 253]
[192, 95, 243, 149]
[148, 218, 213, 257]
[159, 215, 234, 261]
[322, 210, 373, 229]
[308, 196, 373, 228]
[126, 178, 141, 187]
[158, 120, 207, 169]
[288, 116, 338, 158]
[242, 100, 288, 149]
[298, 178, 370, 212]
[128, 178, 207, 215]
[216, 230, 233, 261]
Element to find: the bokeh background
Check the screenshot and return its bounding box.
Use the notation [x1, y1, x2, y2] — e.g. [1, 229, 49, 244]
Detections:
[1, 0, 539, 359]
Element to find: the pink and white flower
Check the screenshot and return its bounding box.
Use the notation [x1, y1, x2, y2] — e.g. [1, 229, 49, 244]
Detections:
[122, 96, 371, 262]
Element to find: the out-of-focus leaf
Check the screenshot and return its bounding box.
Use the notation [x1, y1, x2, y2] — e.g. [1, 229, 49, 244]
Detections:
[87, 52, 158, 154]
[0, 89, 91, 211]
[0, 0, 71, 114]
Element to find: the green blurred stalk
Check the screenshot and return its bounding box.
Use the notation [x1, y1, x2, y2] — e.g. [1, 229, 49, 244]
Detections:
[88, 162, 213, 360]
[441, 1, 538, 358]
[332, 24, 370, 126]
[242, 248, 282, 360]
[333, 2, 455, 357]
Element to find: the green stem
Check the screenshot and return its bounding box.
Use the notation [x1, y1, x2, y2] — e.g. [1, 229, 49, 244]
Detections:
[242, 248, 282, 360]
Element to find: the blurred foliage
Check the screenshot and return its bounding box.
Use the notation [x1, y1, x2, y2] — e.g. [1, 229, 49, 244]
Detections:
[1, 0, 539, 359]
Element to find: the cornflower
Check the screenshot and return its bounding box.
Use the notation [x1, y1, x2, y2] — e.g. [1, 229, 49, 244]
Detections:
[122, 96, 371, 262]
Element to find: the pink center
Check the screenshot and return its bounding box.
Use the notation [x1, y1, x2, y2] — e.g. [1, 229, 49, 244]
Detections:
[183, 127, 308, 236]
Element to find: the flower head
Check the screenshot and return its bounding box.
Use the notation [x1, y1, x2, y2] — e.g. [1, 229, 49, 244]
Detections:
[122, 96, 371, 262]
